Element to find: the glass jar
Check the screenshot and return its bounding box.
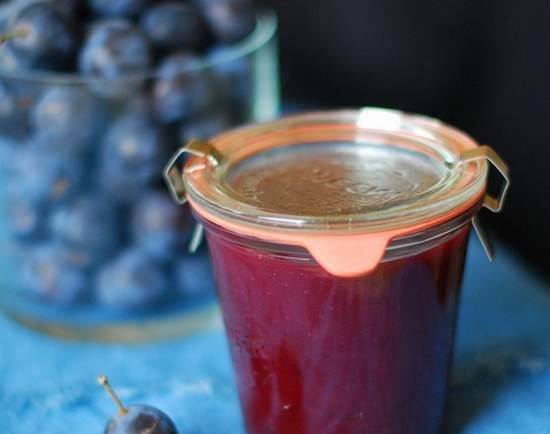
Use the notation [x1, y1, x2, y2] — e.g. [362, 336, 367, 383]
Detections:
[0, 13, 279, 341]
[165, 109, 510, 434]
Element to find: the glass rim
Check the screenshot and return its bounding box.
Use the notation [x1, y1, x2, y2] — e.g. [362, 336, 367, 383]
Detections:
[196, 199, 479, 262]
[0, 11, 277, 84]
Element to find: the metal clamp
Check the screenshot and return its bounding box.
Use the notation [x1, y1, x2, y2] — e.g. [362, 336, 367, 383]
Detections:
[461, 145, 510, 213]
[472, 215, 494, 262]
[461, 145, 510, 262]
[163, 139, 223, 205]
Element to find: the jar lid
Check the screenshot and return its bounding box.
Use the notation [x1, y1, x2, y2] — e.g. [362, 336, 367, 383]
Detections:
[165, 108, 509, 277]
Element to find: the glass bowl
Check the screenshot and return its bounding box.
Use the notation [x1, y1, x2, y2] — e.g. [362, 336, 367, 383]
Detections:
[0, 12, 279, 341]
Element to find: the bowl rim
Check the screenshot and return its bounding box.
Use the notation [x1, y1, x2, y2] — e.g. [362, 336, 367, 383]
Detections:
[0, 11, 277, 84]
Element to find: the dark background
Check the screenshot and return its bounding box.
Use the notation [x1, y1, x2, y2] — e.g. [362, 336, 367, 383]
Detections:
[263, 0, 550, 278]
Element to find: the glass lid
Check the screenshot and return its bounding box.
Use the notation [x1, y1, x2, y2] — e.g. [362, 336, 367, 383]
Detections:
[225, 141, 447, 217]
[179, 108, 488, 233]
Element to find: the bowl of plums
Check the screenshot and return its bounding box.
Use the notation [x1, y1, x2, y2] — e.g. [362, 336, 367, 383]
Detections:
[0, 0, 279, 340]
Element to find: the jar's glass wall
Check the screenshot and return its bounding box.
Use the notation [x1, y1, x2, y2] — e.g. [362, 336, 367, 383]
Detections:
[0, 14, 279, 340]
[203, 219, 470, 434]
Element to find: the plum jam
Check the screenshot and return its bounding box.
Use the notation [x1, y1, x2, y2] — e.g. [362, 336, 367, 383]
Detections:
[204, 219, 469, 434]
[165, 109, 509, 434]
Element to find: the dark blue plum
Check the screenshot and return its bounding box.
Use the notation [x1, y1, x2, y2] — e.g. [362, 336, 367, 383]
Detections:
[6, 1, 77, 70]
[0, 2, 14, 29]
[4, 140, 83, 239]
[5, 184, 46, 239]
[153, 52, 218, 123]
[131, 190, 190, 261]
[19, 243, 89, 305]
[104, 405, 178, 434]
[32, 86, 105, 152]
[7, 138, 83, 205]
[174, 253, 215, 297]
[49, 194, 121, 267]
[0, 79, 34, 138]
[196, 0, 255, 43]
[50, 0, 84, 19]
[0, 43, 32, 73]
[6, 191, 47, 238]
[141, 2, 206, 52]
[0, 137, 18, 170]
[95, 248, 169, 309]
[99, 112, 169, 201]
[89, 0, 148, 17]
[79, 19, 151, 98]
[179, 110, 232, 142]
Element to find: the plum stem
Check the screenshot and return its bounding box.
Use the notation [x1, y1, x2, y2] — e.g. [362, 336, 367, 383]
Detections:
[0, 28, 29, 45]
[97, 375, 129, 416]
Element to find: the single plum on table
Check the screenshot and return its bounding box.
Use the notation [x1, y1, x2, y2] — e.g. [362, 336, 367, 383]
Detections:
[98, 375, 178, 434]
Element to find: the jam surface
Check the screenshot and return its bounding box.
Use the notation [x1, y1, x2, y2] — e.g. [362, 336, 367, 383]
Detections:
[205, 223, 470, 434]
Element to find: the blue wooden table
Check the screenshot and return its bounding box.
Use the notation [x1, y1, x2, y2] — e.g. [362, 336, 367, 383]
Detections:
[1, 237, 549, 434]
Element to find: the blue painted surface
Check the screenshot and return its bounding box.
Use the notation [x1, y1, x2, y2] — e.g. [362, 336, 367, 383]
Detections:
[1, 237, 549, 434]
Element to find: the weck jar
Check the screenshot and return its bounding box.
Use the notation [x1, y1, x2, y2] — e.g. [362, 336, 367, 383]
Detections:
[165, 108, 510, 434]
